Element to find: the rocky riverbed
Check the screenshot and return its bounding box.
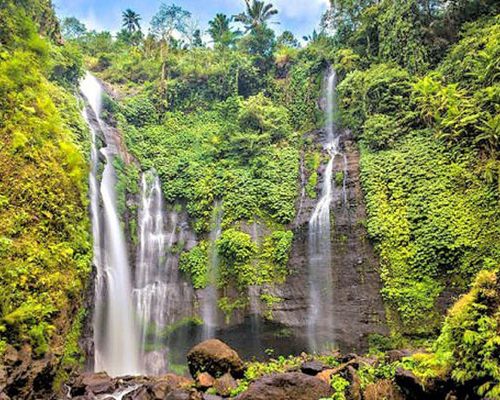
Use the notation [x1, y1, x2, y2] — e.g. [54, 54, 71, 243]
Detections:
[58, 339, 478, 400]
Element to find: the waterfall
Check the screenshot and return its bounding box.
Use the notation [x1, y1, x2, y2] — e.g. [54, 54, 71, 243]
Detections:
[201, 201, 223, 340]
[132, 171, 193, 375]
[307, 68, 345, 352]
[80, 73, 142, 376]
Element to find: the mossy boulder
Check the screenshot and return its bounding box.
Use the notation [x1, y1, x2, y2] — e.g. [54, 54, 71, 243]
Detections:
[187, 339, 245, 379]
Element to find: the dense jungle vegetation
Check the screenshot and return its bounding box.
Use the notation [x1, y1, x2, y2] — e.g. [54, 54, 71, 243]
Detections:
[0, 0, 499, 398]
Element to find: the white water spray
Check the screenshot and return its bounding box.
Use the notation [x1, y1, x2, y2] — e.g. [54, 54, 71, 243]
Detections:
[80, 73, 141, 376]
[307, 68, 345, 352]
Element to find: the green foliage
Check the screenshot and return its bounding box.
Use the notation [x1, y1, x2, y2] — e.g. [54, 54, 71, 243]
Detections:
[179, 242, 209, 289]
[121, 95, 159, 127]
[362, 114, 401, 150]
[329, 375, 350, 400]
[0, 0, 90, 362]
[338, 63, 413, 136]
[409, 270, 500, 398]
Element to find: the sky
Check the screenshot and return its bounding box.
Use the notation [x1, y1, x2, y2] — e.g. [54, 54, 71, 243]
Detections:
[52, 0, 329, 40]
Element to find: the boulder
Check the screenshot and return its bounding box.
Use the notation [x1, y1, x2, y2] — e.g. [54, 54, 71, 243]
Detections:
[316, 369, 335, 383]
[197, 372, 215, 390]
[165, 389, 202, 400]
[385, 350, 414, 363]
[71, 372, 117, 396]
[394, 367, 453, 399]
[364, 379, 404, 400]
[213, 373, 237, 397]
[235, 372, 332, 400]
[150, 374, 192, 399]
[300, 361, 327, 376]
[203, 394, 223, 400]
[123, 386, 150, 400]
[187, 340, 245, 379]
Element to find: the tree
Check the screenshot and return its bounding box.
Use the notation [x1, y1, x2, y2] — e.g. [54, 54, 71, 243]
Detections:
[122, 9, 141, 33]
[234, 0, 278, 32]
[277, 30, 299, 48]
[150, 3, 191, 42]
[303, 29, 324, 43]
[150, 3, 192, 98]
[61, 17, 86, 40]
[208, 13, 241, 48]
[192, 29, 204, 48]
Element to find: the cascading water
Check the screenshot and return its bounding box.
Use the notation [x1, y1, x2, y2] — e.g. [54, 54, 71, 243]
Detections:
[201, 201, 223, 340]
[80, 73, 142, 376]
[132, 171, 194, 375]
[307, 68, 346, 352]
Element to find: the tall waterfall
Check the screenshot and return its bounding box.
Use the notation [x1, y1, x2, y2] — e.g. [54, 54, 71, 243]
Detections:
[307, 68, 346, 352]
[80, 73, 142, 376]
[132, 171, 193, 375]
[201, 201, 223, 340]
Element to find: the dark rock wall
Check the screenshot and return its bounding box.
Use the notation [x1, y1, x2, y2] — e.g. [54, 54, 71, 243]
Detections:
[268, 130, 388, 352]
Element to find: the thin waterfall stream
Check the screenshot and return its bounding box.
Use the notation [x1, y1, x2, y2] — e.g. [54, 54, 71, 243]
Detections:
[307, 68, 347, 352]
[201, 201, 223, 340]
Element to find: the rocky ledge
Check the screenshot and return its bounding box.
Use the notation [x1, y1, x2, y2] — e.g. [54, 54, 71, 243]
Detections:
[59, 340, 478, 400]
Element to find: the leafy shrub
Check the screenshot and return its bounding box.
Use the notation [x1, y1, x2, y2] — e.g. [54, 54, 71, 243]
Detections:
[362, 114, 401, 150]
[179, 242, 209, 289]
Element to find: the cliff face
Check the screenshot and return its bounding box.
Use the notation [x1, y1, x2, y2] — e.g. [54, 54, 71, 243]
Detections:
[267, 129, 388, 352]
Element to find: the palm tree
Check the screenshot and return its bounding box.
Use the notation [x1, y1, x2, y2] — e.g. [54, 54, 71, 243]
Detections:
[234, 0, 278, 32]
[122, 9, 141, 33]
[303, 29, 323, 43]
[208, 14, 231, 41]
[208, 14, 241, 47]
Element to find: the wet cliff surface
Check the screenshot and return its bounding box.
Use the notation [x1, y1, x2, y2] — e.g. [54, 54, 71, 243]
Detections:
[268, 129, 388, 353]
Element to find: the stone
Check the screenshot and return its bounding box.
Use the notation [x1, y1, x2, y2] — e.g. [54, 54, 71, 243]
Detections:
[150, 374, 192, 399]
[394, 368, 426, 399]
[213, 373, 237, 397]
[203, 394, 223, 400]
[235, 372, 332, 400]
[187, 339, 245, 379]
[343, 366, 362, 400]
[197, 372, 215, 390]
[316, 369, 335, 383]
[363, 380, 404, 400]
[300, 361, 327, 375]
[80, 372, 117, 395]
[123, 386, 150, 400]
[166, 390, 191, 400]
[385, 350, 414, 363]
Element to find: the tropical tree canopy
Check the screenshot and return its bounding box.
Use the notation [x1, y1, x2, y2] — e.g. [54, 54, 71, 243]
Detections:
[122, 9, 141, 33]
[234, 0, 278, 32]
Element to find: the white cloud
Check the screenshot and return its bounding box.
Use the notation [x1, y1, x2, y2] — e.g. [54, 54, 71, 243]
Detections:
[273, 0, 329, 19]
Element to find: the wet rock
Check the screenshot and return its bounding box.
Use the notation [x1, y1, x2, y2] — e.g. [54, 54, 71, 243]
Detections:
[363, 379, 404, 400]
[123, 386, 150, 400]
[235, 372, 332, 400]
[197, 372, 215, 389]
[213, 372, 237, 396]
[300, 360, 327, 375]
[187, 339, 245, 379]
[71, 371, 117, 396]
